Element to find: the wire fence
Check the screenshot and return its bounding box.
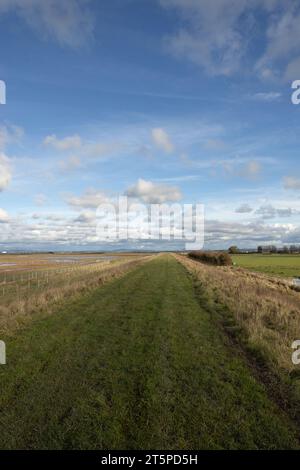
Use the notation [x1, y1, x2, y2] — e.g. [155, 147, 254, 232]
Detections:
[0, 259, 118, 302]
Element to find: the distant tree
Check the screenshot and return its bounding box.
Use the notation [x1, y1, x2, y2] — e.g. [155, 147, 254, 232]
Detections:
[228, 246, 240, 254]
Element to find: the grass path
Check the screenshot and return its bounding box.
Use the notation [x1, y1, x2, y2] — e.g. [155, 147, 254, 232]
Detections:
[0, 255, 298, 449]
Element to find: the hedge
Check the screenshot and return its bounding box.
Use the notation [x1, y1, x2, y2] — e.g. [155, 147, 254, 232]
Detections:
[188, 251, 233, 266]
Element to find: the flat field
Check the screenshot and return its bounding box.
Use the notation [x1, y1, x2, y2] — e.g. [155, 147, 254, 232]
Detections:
[0, 252, 142, 275]
[232, 253, 300, 278]
[0, 252, 150, 333]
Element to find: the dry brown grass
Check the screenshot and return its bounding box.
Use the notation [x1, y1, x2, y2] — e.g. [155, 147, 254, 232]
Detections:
[0, 255, 154, 336]
[176, 254, 300, 373]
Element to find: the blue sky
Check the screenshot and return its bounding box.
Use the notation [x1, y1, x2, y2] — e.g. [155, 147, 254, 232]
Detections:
[0, 0, 300, 250]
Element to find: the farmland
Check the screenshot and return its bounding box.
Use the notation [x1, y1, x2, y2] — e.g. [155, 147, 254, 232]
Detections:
[232, 254, 300, 278]
[0, 254, 300, 449]
[0, 252, 151, 334]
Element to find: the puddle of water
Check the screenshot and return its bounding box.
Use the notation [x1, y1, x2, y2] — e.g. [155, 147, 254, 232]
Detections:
[47, 255, 120, 263]
[293, 278, 300, 286]
[53, 259, 77, 263]
[0, 263, 16, 267]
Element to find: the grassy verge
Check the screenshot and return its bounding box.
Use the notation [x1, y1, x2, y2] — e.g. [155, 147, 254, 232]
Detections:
[177, 254, 300, 430]
[0, 255, 298, 449]
[0, 256, 151, 336]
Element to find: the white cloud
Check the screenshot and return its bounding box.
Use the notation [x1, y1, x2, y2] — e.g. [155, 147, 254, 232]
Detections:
[240, 160, 261, 179]
[44, 134, 82, 151]
[44, 133, 121, 166]
[275, 208, 295, 217]
[31, 213, 65, 221]
[0, 153, 12, 191]
[161, 1, 300, 80]
[284, 57, 300, 82]
[221, 158, 262, 180]
[0, 208, 9, 223]
[1, 207, 299, 249]
[151, 128, 174, 153]
[283, 176, 300, 190]
[0, 128, 8, 150]
[255, 204, 295, 219]
[204, 139, 226, 150]
[81, 141, 121, 159]
[0, 124, 24, 150]
[73, 211, 95, 224]
[235, 203, 253, 213]
[126, 178, 182, 204]
[160, 0, 253, 76]
[66, 189, 108, 209]
[256, 3, 300, 81]
[0, 0, 94, 48]
[59, 155, 81, 171]
[45, 214, 65, 221]
[0, 125, 24, 192]
[251, 92, 281, 102]
[204, 218, 298, 248]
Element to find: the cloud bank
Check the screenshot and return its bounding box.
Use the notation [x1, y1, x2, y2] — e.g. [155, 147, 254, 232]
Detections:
[0, 0, 94, 47]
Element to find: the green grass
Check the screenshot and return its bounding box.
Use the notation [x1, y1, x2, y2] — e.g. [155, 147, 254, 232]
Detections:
[0, 255, 298, 449]
[232, 254, 300, 278]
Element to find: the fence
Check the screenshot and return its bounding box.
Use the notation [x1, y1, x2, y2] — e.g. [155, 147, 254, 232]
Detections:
[0, 259, 117, 303]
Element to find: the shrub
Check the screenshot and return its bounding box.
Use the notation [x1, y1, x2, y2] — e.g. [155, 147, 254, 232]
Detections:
[188, 251, 233, 266]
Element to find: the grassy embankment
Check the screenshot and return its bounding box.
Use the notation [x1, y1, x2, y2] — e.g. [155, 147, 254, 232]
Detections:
[177, 254, 300, 423]
[0, 255, 298, 449]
